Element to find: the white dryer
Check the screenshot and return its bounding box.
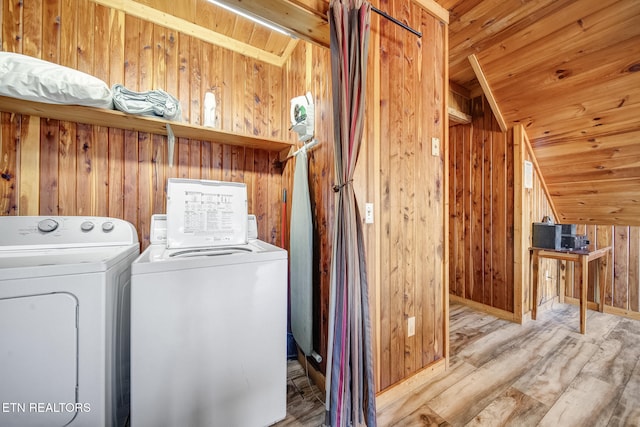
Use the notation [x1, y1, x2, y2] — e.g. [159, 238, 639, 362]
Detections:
[130, 179, 288, 427]
[0, 216, 139, 427]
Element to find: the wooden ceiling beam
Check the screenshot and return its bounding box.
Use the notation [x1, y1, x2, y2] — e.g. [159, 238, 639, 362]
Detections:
[91, 0, 289, 66]
[213, 0, 450, 49]
[468, 53, 508, 132]
[213, 0, 331, 47]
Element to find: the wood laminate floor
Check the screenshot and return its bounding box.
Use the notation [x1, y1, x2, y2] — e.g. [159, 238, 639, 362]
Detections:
[278, 302, 640, 426]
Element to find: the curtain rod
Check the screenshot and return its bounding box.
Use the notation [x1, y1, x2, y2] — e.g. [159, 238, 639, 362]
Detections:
[371, 6, 422, 38]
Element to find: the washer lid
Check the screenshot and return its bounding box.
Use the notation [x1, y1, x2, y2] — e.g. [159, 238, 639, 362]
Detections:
[132, 239, 287, 274]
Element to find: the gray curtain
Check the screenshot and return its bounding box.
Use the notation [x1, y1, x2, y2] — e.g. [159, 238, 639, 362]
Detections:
[325, 1, 376, 426]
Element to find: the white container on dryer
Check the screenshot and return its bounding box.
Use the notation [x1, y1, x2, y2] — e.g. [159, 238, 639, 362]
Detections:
[130, 213, 288, 427]
[0, 216, 139, 427]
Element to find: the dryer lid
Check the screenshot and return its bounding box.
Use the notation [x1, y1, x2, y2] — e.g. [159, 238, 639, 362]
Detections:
[0, 244, 138, 280]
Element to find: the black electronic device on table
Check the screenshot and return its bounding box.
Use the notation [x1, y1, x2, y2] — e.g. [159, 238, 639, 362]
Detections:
[532, 220, 589, 251]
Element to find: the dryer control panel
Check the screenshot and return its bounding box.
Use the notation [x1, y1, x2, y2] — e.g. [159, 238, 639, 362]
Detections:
[0, 216, 139, 249]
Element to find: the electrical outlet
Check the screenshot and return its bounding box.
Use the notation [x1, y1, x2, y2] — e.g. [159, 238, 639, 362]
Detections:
[365, 203, 374, 224]
[431, 137, 440, 156]
[408, 316, 415, 337]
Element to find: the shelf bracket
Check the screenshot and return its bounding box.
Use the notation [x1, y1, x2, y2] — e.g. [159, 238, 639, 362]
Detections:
[166, 123, 175, 168]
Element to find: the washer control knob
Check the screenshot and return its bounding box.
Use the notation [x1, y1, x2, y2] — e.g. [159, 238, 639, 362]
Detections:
[102, 221, 115, 232]
[81, 221, 95, 232]
[37, 219, 59, 233]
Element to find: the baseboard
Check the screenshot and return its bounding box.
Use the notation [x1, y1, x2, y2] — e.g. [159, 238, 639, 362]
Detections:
[375, 359, 447, 410]
[449, 295, 520, 323]
[563, 296, 640, 321]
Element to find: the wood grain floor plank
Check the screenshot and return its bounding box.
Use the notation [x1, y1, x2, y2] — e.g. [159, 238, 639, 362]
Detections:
[512, 335, 598, 406]
[395, 405, 450, 427]
[276, 361, 325, 427]
[581, 319, 640, 388]
[464, 387, 548, 427]
[281, 303, 640, 426]
[538, 374, 619, 427]
[455, 318, 569, 368]
[377, 361, 476, 426]
[427, 346, 544, 425]
[608, 358, 640, 426]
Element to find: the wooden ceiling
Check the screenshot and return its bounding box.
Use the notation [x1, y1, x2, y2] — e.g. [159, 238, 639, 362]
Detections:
[119, 0, 640, 226]
[440, 0, 640, 226]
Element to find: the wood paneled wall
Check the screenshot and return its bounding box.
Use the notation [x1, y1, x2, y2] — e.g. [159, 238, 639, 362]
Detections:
[563, 225, 640, 315]
[369, 0, 447, 391]
[449, 97, 515, 313]
[0, 0, 285, 249]
[450, 101, 640, 321]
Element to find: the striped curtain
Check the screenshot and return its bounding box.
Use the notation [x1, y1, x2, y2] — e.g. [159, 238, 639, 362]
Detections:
[325, 1, 376, 426]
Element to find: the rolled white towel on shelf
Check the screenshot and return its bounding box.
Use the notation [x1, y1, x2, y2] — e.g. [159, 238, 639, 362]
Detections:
[111, 84, 182, 122]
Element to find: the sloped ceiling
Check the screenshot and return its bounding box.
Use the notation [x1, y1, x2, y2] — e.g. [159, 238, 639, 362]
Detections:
[439, 0, 640, 226]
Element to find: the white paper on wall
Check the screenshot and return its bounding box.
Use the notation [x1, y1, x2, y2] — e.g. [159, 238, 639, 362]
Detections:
[524, 160, 534, 189]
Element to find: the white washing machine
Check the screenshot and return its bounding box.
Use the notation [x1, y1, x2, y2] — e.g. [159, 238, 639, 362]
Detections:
[0, 216, 139, 427]
[130, 181, 288, 427]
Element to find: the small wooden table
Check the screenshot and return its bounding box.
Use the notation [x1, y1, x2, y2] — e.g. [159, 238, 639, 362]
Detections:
[530, 246, 611, 334]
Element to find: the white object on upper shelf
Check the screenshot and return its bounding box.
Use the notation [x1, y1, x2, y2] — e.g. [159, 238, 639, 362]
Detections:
[0, 52, 113, 109]
[203, 91, 217, 128]
[290, 91, 315, 142]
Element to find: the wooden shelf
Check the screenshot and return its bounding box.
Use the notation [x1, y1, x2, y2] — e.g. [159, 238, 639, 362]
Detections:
[448, 106, 472, 125]
[0, 95, 294, 152]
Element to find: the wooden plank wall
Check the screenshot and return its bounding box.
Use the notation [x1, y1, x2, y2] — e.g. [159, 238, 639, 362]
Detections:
[450, 98, 640, 319]
[0, 0, 285, 249]
[563, 225, 640, 316]
[373, 0, 446, 391]
[449, 96, 515, 313]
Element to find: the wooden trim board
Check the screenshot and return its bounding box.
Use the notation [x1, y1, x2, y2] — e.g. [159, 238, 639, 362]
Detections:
[449, 295, 521, 323]
[564, 296, 640, 321]
[468, 54, 507, 132]
[375, 359, 447, 410]
[513, 124, 526, 321]
[91, 0, 290, 66]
